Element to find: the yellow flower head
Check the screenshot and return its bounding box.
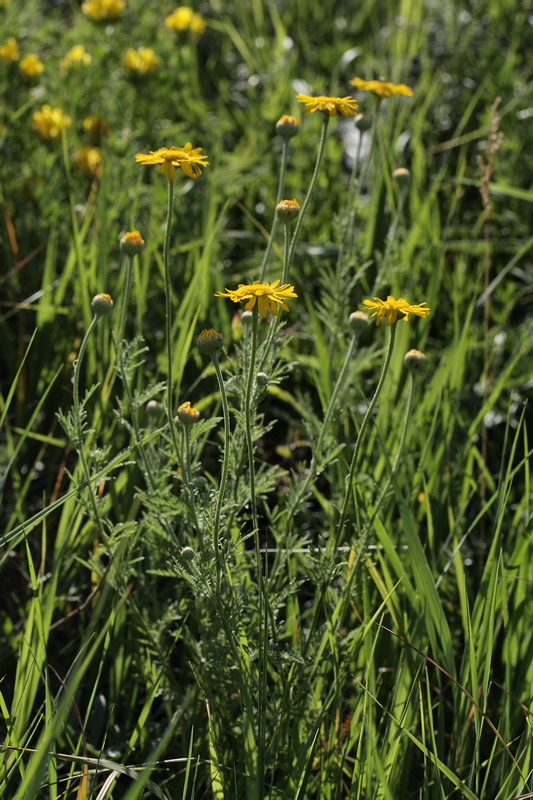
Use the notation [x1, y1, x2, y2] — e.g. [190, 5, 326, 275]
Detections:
[120, 230, 145, 255]
[83, 115, 110, 144]
[275, 114, 300, 138]
[19, 53, 44, 78]
[122, 46, 159, 75]
[82, 0, 125, 21]
[72, 145, 102, 176]
[276, 198, 300, 222]
[165, 6, 205, 39]
[0, 37, 19, 64]
[215, 280, 297, 318]
[362, 295, 430, 326]
[60, 45, 92, 70]
[135, 144, 208, 180]
[296, 94, 358, 117]
[350, 77, 413, 98]
[177, 400, 200, 425]
[32, 105, 71, 140]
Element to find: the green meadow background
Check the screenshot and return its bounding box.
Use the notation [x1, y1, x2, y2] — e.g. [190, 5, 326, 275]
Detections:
[1, 0, 533, 798]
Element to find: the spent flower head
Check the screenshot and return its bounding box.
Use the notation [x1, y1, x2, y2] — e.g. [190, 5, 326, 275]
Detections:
[197, 328, 223, 356]
[276, 114, 300, 138]
[350, 77, 413, 98]
[60, 45, 91, 70]
[215, 280, 297, 318]
[296, 94, 358, 117]
[165, 7, 205, 40]
[362, 295, 430, 326]
[135, 143, 208, 180]
[120, 230, 145, 255]
[32, 105, 71, 140]
[82, 0, 125, 20]
[91, 293, 114, 317]
[122, 46, 159, 75]
[19, 53, 44, 78]
[276, 198, 300, 222]
[0, 37, 19, 64]
[176, 400, 200, 425]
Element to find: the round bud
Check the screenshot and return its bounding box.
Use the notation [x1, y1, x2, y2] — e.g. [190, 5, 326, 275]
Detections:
[91, 293, 113, 317]
[404, 349, 426, 372]
[181, 546, 195, 561]
[120, 230, 145, 256]
[197, 328, 223, 356]
[276, 198, 300, 222]
[275, 114, 300, 138]
[392, 167, 410, 186]
[241, 310, 253, 325]
[176, 401, 200, 425]
[145, 399, 162, 420]
[355, 113, 372, 132]
[256, 372, 268, 386]
[349, 311, 369, 335]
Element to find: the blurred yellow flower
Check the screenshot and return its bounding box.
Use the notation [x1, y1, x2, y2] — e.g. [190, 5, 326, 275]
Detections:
[0, 37, 19, 64]
[165, 6, 205, 39]
[122, 46, 159, 75]
[296, 94, 358, 117]
[82, 0, 125, 21]
[60, 45, 92, 70]
[362, 295, 430, 326]
[19, 53, 44, 78]
[83, 115, 110, 144]
[215, 280, 298, 318]
[350, 77, 413, 98]
[135, 144, 208, 180]
[72, 145, 102, 175]
[32, 105, 71, 140]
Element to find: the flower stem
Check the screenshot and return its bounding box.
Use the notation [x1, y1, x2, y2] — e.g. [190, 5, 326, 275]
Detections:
[212, 352, 231, 594]
[164, 179, 175, 420]
[257, 221, 292, 374]
[244, 309, 259, 537]
[117, 254, 134, 346]
[336, 324, 397, 542]
[258, 138, 289, 283]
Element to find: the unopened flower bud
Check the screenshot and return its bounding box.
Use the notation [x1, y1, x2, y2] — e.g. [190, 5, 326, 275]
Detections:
[120, 230, 145, 255]
[349, 311, 369, 335]
[145, 399, 162, 420]
[276, 198, 300, 222]
[256, 371, 268, 386]
[176, 400, 200, 425]
[181, 546, 195, 561]
[392, 167, 410, 186]
[355, 113, 372, 132]
[275, 114, 300, 138]
[404, 349, 426, 372]
[241, 310, 253, 325]
[197, 328, 223, 356]
[91, 293, 113, 317]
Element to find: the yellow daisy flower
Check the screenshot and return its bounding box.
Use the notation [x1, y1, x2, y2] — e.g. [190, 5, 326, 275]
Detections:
[135, 144, 208, 180]
[32, 105, 71, 140]
[215, 280, 298, 318]
[0, 37, 19, 64]
[60, 45, 92, 70]
[165, 7, 205, 40]
[122, 46, 159, 75]
[82, 0, 125, 21]
[296, 94, 358, 117]
[362, 295, 430, 326]
[72, 145, 102, 176]
[350, 77, 413, 98]
[19, 53, 44, 78]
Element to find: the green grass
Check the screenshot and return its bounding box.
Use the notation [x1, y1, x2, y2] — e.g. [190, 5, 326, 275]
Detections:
[1, 0, 532, 798]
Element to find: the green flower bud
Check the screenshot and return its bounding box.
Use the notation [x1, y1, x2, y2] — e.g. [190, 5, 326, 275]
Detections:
[91, 293, 113, 317]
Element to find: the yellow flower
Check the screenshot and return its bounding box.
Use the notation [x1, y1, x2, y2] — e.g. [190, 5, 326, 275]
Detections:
[276, 198, 300, 222]
[135, 144, 208, 180]
[296, 94, 358, 117]
[83, 115, 110, 144]
[32, 105, 71, 140]
[82, 0, 125, 21]
[122, 46, 159, 75]
[72, 145, 102, 175]
[215, 280, 298, 318]
[275, 114, 300, 138]
[0, 37, 19, 64]
[177, 400, 200, 424]
[120, 230, 145, 255]
[19, 53, 44, 78]
[350, 77, 413, 98]
[60, 45, 92, 70]
[362, 295, 430, 326]
[165, 6, 205, 39]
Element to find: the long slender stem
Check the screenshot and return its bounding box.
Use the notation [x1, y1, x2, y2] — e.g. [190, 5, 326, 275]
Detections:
[258, 139, 289, 283]
[164, 179, 175, 419]
[117, 254, 134, 346]
[336, 324, 397, 541]
[212, 352, 231, 594]
[244, 311, 259, 537]
[257, 222, 291, 374]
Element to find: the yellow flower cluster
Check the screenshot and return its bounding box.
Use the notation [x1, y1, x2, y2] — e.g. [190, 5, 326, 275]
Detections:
[82, 0, 125, 21]
[19, 53, 44, 78]
[122, 47, 159, 75]
[135, 144, 208, 180]
[72, 145, 102, 176]
[60, 45, 92, 70]
[0, 37, 19, 64]
[350, 77, 413, 98]
[165, 6, 205, 39]
[32, 105, 71, 140]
